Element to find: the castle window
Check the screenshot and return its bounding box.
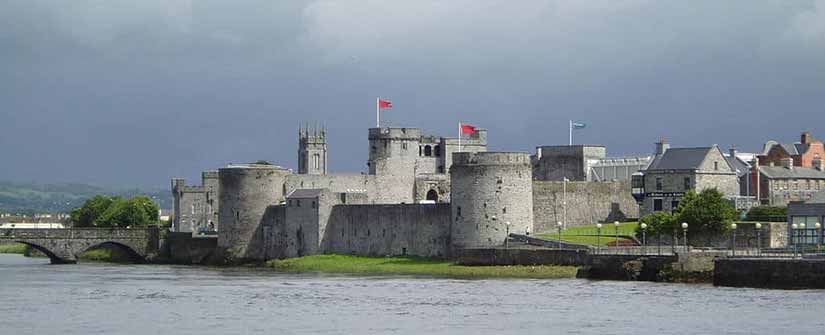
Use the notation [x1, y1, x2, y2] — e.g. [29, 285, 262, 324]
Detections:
[424, 145, 432, 157]
[653, 199, 663, 211]
[435, 145, 441, 157]
[313, 153, 320, 169]
[714, 161, 719, 170]
[655, 177, 663, 191]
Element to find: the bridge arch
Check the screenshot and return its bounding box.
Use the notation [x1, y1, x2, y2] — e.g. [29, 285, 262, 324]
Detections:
[79, 241, 145, 263]
[14, 241, 71, 264]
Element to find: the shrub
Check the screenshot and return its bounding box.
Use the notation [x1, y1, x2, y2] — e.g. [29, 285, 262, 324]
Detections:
[745, 206, 787, 222]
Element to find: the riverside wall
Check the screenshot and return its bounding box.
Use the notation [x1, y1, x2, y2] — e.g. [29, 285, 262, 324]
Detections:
[532, 180, 639, 232]
[714, 258, 825, 289]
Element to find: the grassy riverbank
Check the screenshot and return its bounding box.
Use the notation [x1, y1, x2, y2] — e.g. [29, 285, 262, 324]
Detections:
[267, 254, 579, 279]
[0, 242, 27, 254]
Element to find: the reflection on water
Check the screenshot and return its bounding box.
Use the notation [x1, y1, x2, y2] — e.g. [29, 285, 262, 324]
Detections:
[1, 254, 823, 335]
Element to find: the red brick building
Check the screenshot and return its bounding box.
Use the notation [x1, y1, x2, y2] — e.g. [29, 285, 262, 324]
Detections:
[757, 131, 825, 168]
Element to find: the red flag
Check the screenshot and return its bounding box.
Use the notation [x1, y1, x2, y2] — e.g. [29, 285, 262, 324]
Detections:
[378, 99, 392, 109]
[461, 124, 477, 134]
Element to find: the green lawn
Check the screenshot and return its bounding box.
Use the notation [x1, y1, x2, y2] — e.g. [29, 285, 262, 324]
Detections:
[536, 222, 639, 246]
[267, 254, 579, 279]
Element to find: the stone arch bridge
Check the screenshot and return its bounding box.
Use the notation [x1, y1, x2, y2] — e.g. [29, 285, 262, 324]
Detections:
[0, 227, 160, 264]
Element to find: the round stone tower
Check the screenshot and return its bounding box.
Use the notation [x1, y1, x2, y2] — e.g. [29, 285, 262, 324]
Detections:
[217, 164, 290, 261]
[450, 152, 533, 250]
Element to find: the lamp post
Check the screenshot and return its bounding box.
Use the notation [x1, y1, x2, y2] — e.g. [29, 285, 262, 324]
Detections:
[755, 222, 762, 256]
[730, 223, 738, 257]
[640, 223, 648, 256]
[557, 221, 563, 250]
[791, 223, 799, 258]
[614, 221, 620, 253]
[505, 221, 511, 249]
[800, 223, 807, 257]
[681, 222, 689, 252]
[596, 223, 602, 255]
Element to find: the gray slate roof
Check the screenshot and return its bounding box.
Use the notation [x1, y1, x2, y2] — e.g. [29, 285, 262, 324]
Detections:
[286, 189, 323, 199]
[724, 154, 751, 176]
[775, 143, 809, 156]
[647, 147, 713, 170]
[759, 166, 825, 179]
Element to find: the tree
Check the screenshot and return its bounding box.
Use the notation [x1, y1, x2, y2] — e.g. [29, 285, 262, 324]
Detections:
[636, 211, 675, 237]
[70, 195, 159, 228]
[70, 195, 116, 227]
[676, 188, 737, 236]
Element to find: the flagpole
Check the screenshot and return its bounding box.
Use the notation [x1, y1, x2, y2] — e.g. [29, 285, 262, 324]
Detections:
[376, 97, 380, 128]
[458, 122, 462, 152]
[568, 120, 572, 146]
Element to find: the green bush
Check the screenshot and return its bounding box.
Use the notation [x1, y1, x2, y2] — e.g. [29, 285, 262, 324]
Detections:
[636, 211, 675, 237]
[745, 206, 787, 222]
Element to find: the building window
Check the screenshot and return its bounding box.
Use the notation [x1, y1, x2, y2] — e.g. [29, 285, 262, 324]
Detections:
[296, 200, 301, 207]
[435, 145, 441, 157]
[714, 161, 719, 170]
[424, 145, 432, 157]
[671, 201, 680, 211]
[653, 199, 663, 211]
[313, 153, 320, 169]
[371, 146, 377, 154]
[793, 180, 798, 190]
[806, 180, 811, 190]
[818, 180, 822, 190]
[684, 177, 691, 191]
[774, 182, 779, 191]
[311, 201, 316, 209]
[656, 177, 663, 191]
[402, 142, 408, 150]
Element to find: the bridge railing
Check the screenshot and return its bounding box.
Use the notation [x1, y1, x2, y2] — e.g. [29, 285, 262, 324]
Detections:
[0, 227, 157, 239]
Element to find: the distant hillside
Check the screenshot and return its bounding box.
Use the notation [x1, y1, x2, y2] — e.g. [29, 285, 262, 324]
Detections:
[0, 181, 172, 214]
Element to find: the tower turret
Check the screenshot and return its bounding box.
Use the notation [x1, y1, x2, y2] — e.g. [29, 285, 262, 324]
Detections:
[298, 124, 328, 175]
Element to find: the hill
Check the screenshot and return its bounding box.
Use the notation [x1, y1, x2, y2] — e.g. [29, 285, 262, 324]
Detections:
[0, 181, 172, 214]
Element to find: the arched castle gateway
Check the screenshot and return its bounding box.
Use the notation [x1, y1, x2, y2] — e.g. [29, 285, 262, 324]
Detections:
[172, 123, 641, 262]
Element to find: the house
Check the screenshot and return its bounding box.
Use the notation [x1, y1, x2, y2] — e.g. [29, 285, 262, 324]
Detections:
[756, 158, 825, 206]
[633, 141, 739, 216]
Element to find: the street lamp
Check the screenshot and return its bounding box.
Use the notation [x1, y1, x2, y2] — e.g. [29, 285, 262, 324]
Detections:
[596, 223, 603, 254]
[730, 223, 738, 257]
[755, 222, 762, 256]
[681, 222, 689, 252]
[640, 223, 648, 255]
[557, 221, 563, 250]
[505, 221, 511, 249]
[800, 223, 807, 257]
[791, 223, 799, 257]
[614, 221, 620, 252]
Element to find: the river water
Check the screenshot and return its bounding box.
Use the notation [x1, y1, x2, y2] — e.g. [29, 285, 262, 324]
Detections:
[1, 254, 823, 335]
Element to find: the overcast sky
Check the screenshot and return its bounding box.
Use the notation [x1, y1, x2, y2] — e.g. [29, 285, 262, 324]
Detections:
[2, 1, 824, 188]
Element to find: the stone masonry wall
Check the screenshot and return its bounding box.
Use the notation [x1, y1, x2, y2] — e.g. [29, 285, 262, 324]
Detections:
[323, 204, 451, 258]
[532, 180, 639, 233]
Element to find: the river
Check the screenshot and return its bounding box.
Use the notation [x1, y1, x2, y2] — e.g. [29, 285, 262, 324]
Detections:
[1, 254, 823, 334]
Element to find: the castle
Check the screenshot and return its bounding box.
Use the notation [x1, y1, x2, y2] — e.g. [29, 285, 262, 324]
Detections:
[172, 125, 639, 261]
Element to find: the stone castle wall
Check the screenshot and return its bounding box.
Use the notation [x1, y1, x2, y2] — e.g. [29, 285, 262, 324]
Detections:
[323, 203, 451, 258]
[532, 180, 639, 233]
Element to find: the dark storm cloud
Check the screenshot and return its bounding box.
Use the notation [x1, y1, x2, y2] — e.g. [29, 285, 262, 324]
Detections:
[1, 0, 824, 188]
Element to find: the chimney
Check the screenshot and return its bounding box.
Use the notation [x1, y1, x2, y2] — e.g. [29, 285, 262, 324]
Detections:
[655, 138, 670, 155]
[801, 131, 813, 145]
[814, 159, 824, 171]
[729, 145, 738, 159]
[781, 157, 794, 170]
